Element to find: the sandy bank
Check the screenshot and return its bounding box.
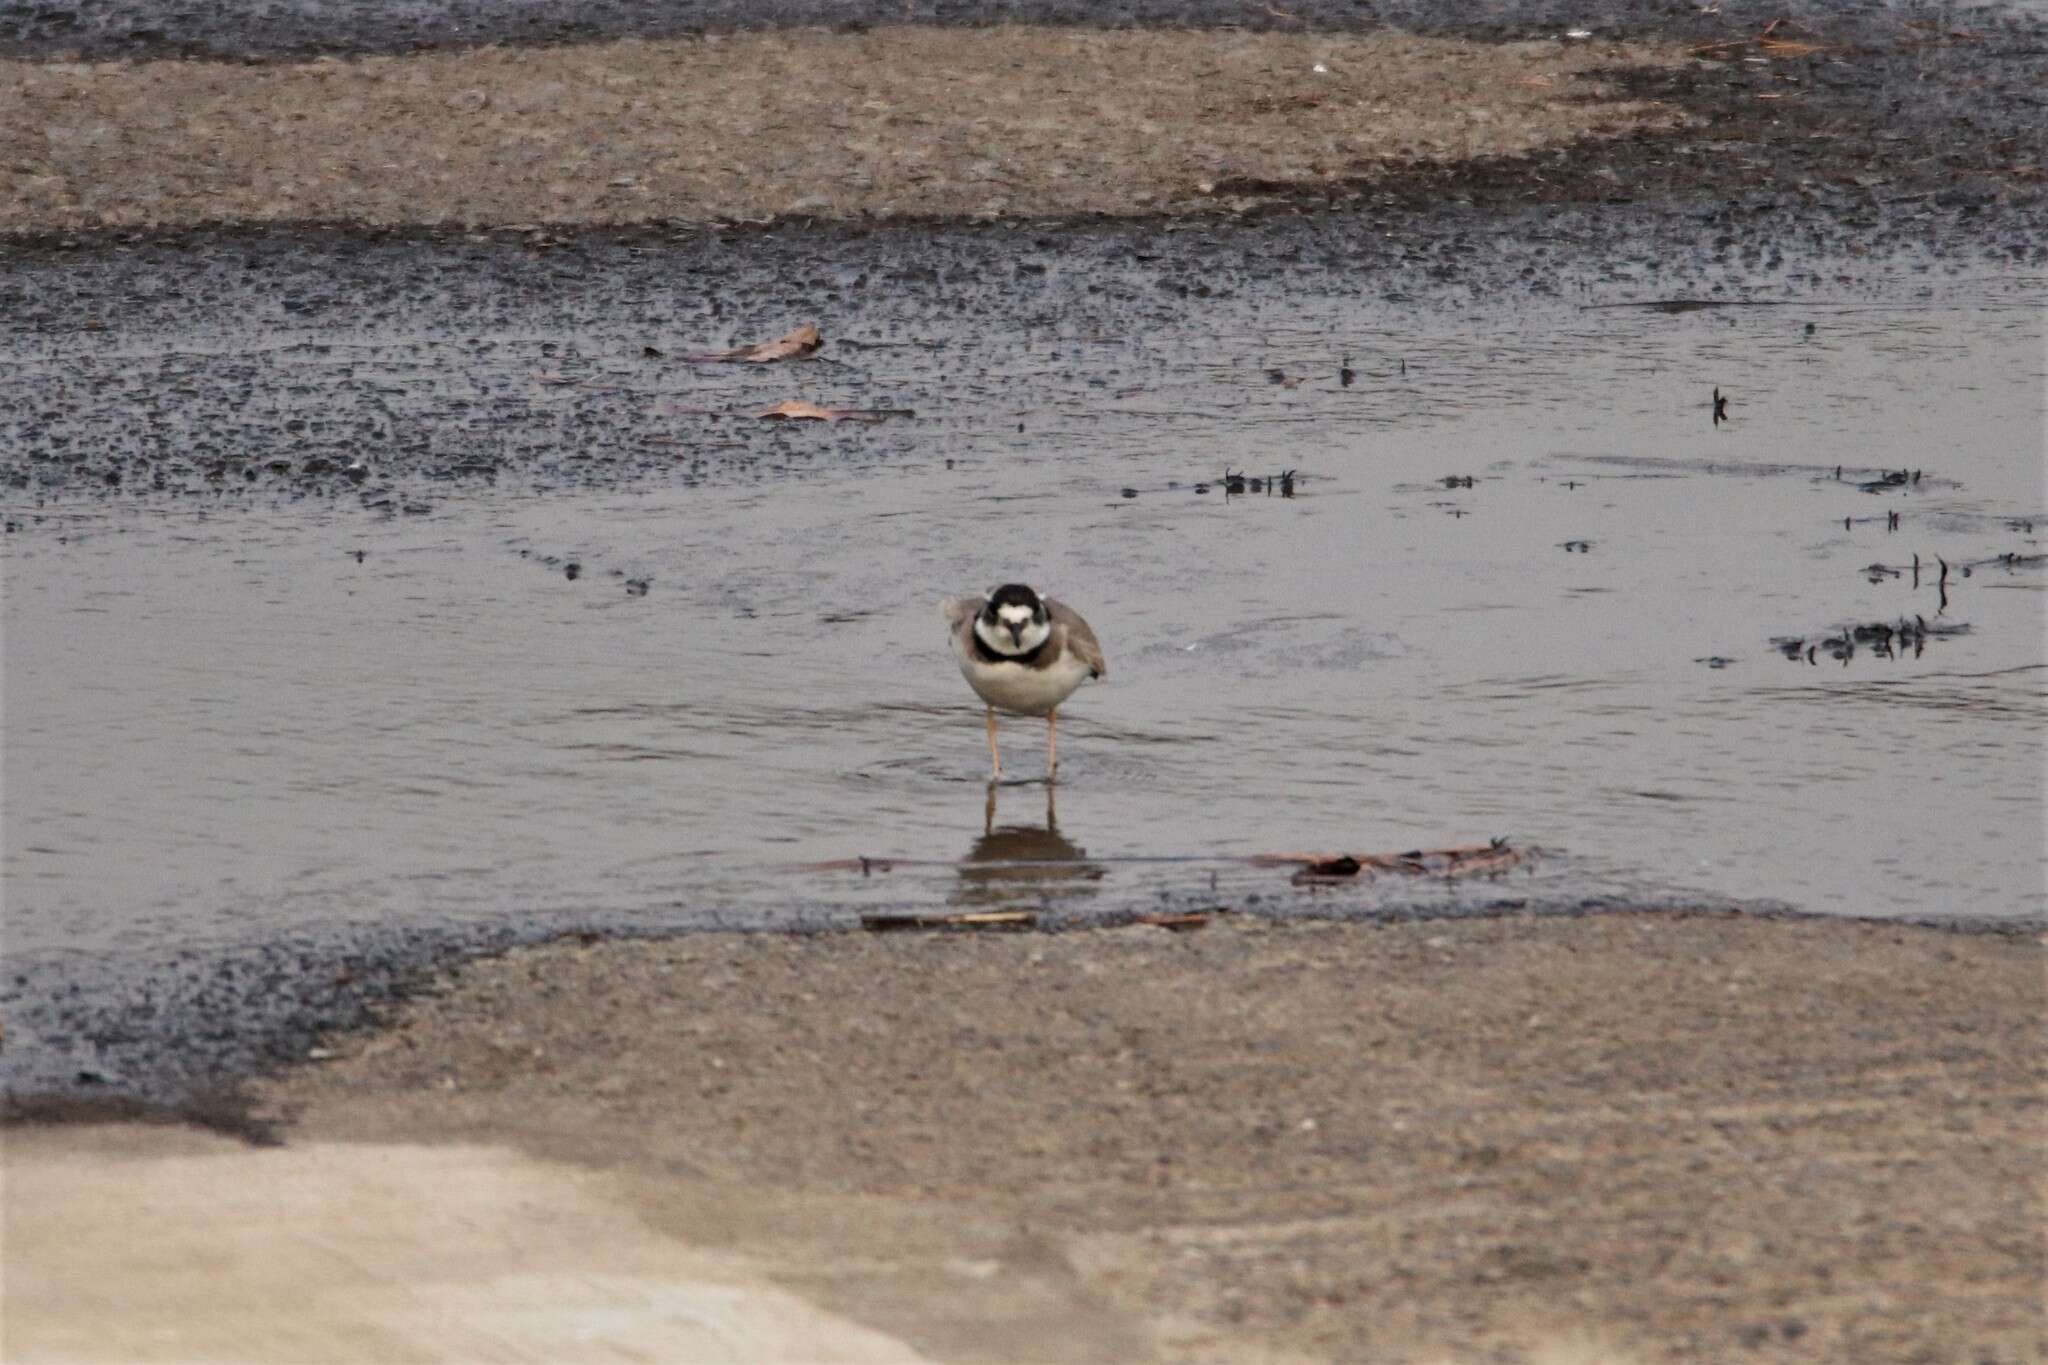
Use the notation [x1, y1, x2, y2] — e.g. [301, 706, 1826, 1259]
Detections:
[3, 1127, 940, 1363]
[1, 28, 1685, 232]
[11, 912, 2035, 1363]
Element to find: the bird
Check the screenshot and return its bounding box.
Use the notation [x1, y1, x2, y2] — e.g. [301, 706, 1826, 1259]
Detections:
[941, 584, 1106, 780]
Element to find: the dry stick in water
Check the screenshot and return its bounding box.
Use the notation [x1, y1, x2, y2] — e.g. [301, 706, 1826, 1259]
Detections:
[756, 400, 914, 422]
[684, 323, 823, 363]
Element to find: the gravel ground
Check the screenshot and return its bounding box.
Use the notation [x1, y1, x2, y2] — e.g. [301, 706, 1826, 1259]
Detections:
[2, 7, 2043, 237]
[0, 0, 2040, 66]
[244, 912, 2046, 1364]
[2, 30, 1688, 231]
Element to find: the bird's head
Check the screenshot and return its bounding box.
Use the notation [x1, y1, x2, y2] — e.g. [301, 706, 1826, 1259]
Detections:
[975, 583, 1051, 657]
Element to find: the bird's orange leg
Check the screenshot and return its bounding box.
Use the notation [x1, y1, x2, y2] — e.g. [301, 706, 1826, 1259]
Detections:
[985, 707, 1002, 779]
[1047, 709, 1059, 780]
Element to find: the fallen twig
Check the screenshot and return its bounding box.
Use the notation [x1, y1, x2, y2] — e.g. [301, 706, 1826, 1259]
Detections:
[860, 910, 1038, 932]
[684, 323, 823, 364]
[1691, 20, 1837, 59]
[1133, 911, 1221, 931]
[758, 400, 914, 422]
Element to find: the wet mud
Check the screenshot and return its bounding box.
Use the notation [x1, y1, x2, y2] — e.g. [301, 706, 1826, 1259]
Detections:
[4, 205, 2042, 503]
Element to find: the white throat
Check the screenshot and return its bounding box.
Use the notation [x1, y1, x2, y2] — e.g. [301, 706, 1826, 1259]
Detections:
[976, 607, 1051, 657]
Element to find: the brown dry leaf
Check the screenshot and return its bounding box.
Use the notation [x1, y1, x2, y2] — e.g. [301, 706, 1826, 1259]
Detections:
[685, 323, 823, 364]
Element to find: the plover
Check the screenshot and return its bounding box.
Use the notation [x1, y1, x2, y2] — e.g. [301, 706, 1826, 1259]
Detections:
[942, 584, 1105, 779]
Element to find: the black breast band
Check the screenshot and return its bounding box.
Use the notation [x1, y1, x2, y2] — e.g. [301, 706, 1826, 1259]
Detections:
[973, 631, 1049, 667]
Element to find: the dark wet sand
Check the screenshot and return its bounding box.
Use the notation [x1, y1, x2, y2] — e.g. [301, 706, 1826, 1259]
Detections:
[200, 912, 2045, 1363]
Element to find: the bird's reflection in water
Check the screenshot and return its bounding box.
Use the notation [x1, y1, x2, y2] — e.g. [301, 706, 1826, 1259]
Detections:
[953, 782, 1105, 908]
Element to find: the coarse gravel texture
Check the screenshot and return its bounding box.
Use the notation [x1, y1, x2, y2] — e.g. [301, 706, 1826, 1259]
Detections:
[0, 0, 2038, 66]
[1, 7, 2042, 238]
[5, 203, 2041, 504]
[252, 912, 2048, 1364]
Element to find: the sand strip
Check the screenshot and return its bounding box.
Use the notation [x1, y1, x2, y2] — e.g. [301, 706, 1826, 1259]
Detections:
[3, 1127, 939, 1363]
[2, 28, 1686, 231]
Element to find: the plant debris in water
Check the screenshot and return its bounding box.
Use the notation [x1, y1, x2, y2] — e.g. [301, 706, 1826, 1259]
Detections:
[1770, 616, 1969, 665]
[1265, 838, 1530, 885]
[1219, 468, 1298, 497]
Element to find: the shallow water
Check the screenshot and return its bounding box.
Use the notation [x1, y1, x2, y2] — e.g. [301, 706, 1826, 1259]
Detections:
[6, 246, 2042, 974]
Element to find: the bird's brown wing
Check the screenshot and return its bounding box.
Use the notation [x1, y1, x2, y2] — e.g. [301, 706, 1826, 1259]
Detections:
[1045, 598, 1107, 679]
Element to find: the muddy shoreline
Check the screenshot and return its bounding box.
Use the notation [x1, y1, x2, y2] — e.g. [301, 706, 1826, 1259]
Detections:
[7, 893, 2037, 1131]
[4, 8, 2043, 1359]
[3, 164, 2042, 1119]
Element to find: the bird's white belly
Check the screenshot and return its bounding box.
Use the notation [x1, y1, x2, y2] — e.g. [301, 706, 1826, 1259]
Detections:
[958, 651, 1092, 716]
